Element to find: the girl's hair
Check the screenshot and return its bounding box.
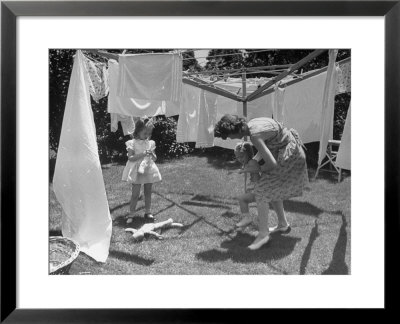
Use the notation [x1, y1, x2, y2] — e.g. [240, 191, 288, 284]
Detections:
[132, 117, 155, 139]
[234, 142, 254, 161]
[214, 114, 247, 140]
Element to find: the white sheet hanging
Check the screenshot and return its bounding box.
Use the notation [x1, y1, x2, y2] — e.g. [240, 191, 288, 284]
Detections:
[176, 84, 201, 142]
[277, 72, 329, 144]
[196, 91, 218, 148]
[117, 53, 182, 102]
[108, 60, 166, 118]
[318, 50, 339, 165]
[53, 51, 112, 263]
[336, 104, 351, 170]
[213, 95, 241, 149]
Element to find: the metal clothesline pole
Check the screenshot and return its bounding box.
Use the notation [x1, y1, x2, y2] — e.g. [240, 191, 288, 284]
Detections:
[242, 71, 248, 193]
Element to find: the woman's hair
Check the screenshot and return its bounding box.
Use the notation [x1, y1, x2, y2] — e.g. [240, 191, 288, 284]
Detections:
[132, 117, 155, 139]
[234, 142, 254, 161]
[214, 114, 247, 140]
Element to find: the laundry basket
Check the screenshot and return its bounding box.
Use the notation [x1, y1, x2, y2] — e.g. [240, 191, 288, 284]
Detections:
[49, 236, 80, 275]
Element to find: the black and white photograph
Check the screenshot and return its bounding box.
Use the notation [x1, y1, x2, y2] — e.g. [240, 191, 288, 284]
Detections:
[49, 48, 351, 275]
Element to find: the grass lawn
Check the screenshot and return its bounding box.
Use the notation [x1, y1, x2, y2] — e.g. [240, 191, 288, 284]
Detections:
[49, 154, 351, 275]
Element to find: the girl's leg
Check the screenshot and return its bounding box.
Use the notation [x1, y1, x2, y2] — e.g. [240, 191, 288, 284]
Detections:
[143, 183, 153, 216]
[271, 200, 289, 228]
[248, 200, 270, 250]
[129, 184, 142, 216]
[236, 193, 255, 229]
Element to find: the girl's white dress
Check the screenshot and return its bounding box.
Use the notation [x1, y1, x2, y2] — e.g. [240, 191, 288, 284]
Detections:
[121, 139, 162, 184]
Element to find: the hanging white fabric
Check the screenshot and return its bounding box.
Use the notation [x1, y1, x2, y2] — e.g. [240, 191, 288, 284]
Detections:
[336, 104, 351, 170]
[110, 113, 136, 135]
[108, 60, 166, 118]
[196, 90, 218, 148]
[117, 53, 182, 102]
[318, 50, 339, 165]
[53, 50, 112, 263]
[277, 71, 329, 144]
[176, 84, 202, 142]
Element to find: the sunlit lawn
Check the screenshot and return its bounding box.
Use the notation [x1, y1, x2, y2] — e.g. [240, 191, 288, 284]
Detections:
[49, 154, 351, 275]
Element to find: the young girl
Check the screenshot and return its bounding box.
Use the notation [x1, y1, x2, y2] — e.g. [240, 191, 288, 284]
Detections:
[121, 117, 162, 223]
[234, 142, 262, 231]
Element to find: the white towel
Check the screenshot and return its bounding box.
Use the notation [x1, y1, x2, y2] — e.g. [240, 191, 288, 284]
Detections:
[108, 60, 166, 118]
[117, 53, 182, 102]
[336, 104, 351, 170]
[53, 51, 112, 263]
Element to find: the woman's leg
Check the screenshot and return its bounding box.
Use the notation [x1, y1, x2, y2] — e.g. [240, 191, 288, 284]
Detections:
[129, 184, 141, 216]
[143, 183, 153, 215]
[248, 200, 270, 250]
[271, 200, 289, 228]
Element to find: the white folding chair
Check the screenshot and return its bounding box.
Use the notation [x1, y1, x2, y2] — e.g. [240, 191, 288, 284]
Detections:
[314, 140, 342, 182]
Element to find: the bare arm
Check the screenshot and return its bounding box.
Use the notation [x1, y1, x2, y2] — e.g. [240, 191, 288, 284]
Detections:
[250, 135, 277, 172]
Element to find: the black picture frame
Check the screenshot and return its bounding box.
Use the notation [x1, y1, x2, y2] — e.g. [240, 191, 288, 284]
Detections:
[1, 0, 399, 322]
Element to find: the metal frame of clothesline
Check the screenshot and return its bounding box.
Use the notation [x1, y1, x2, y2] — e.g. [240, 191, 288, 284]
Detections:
[82, 48, 350, 191]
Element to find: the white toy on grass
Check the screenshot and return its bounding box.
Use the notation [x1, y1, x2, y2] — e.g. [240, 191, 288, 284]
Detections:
[125, 218, 183, 240]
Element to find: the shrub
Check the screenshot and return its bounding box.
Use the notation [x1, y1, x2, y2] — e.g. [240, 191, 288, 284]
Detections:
[151, 116, 192, 160]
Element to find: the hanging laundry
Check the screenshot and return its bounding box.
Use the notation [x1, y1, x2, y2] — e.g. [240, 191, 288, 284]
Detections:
[271, 84, 285, 122]
[110, 113, 136, 135]
[176, 84, 201, 142]
[236, 93, 273, 120]
[336, 104, 351, 170]
[117, 53, 182, 102]
[318, 50, 339, 165]
[83, 56, 109, 103]
[196, 91, 218, 148]
[165, 101, 180, 117]
[336, 61, 351, 94]
[213, 95, 241, 150]
[108, 60, 166, 117]
[278, 71, 328, 144]
[53, 51, 112, 263]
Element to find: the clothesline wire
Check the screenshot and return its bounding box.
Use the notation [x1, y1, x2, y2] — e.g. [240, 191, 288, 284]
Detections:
[181, 49, 275, 61]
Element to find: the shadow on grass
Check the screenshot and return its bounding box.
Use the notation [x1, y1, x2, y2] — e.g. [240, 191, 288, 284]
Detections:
[283, 200, 324, 217]
[181, 201, 231, 210]
[49, 229, 62, 236]
[322, 214, 349, 275]
[299, 220, 320, 274]
[109, 249, 155, 266]
[196, 232, 301, 264]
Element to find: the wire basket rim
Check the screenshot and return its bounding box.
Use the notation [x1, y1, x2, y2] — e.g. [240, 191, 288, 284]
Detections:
[49, 236, 80, 274]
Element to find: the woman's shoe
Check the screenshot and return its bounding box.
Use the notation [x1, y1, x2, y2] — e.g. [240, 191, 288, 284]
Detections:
[248, 234, 270, 250]
[269, 224, 291, 234]
[235, 217, 253, 231]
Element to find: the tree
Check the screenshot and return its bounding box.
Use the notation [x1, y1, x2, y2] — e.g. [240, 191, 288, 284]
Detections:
[204, 49, 245, 71]
[182, 49, 202, 72]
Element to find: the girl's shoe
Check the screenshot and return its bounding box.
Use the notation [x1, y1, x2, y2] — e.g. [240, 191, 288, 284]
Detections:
[248, 234, 270, 250]
[235, 217, 253, 231]
[269, 224, 291, 234]
[144, 213, 155, 221]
